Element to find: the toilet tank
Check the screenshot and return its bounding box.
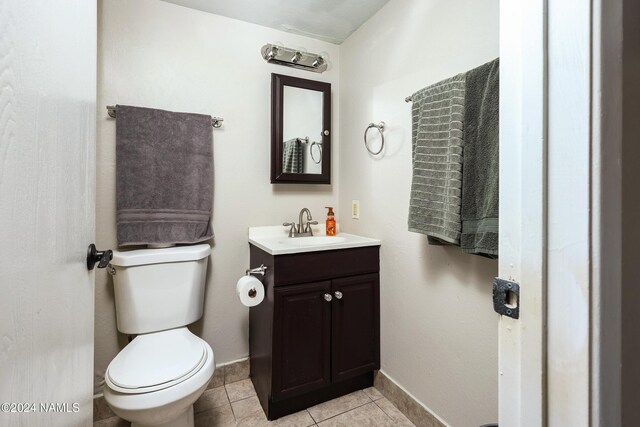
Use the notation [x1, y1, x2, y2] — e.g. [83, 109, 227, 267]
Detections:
[109, 244, 211, 334]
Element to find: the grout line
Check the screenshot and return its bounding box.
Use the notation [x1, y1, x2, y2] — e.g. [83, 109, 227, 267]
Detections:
[222, 383, 235, 418]
[372, 398, 402, 425]
[229, 400, 238, 423]
[229, 394, 256, 404]
[311, 400, 374, 424]
[308, 390, 373, 424]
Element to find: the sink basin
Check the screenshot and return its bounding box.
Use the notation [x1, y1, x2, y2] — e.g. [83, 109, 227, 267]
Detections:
[278, 236, 347, 246]
[249, 226, 380, 255]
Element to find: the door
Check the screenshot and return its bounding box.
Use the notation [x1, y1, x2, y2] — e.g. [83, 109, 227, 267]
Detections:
[0, 2, 96, 426]
[500, 0, 595, 425]
[273, 281, 332, 400]
[331, 274, 380, 382]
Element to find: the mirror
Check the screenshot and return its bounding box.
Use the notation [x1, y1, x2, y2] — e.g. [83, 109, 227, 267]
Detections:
[271, 73, 331, 184]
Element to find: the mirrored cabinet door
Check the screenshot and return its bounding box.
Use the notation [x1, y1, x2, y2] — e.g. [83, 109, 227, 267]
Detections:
[271, 74, 331, 184]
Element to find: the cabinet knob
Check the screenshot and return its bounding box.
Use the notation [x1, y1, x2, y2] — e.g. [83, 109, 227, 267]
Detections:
[323, 293, 333, 302]
[334, 291, 343, 300]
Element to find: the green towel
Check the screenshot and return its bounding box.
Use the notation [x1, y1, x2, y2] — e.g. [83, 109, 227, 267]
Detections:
[460, 58, 500, 258]
[408, 73, 466, 245]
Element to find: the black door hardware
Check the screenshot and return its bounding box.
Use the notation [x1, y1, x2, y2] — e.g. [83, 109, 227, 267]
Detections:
[493, 277, 520, 319]
[87, 244, 113, 271]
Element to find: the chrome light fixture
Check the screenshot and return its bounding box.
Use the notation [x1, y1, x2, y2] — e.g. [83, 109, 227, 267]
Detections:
[291, 51, 303, 63]
[261, 44, 328, 73]
[312, 56, 325, 68]
[266, 45, 279, 60]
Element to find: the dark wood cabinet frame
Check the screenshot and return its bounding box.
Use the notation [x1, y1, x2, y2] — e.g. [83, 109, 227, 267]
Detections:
[270, 73, 332, 184]
[249, 244, 380, 420]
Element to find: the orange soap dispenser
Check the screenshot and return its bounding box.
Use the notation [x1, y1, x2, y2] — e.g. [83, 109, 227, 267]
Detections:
[325, 207, 336, 236]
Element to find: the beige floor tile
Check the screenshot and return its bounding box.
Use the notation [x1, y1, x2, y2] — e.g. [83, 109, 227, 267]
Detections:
[307, 390, 371, 423]
[226, 378, 257, 402]
[93, 416, 129, 427]
[375, 397, 416, 427]
[317, 402, 394, 427]
[207, 365, 225, 389]
[225, 358, 250, 383]
[194, 404, 236, 427]
[194, 386, 230, 414]
[93, 396, 116, 421]
[231, 396, 264, 421]
[363, 387, 384, 401]
[236, 408, 315, 427]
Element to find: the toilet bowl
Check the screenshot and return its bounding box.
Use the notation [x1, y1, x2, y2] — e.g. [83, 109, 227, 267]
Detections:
[103, 244, 214, 427]
[104, 328, 214, 427]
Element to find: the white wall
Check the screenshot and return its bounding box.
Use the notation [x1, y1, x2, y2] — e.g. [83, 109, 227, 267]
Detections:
[338, 1, 499, 426]
[95, 0, 340, 393]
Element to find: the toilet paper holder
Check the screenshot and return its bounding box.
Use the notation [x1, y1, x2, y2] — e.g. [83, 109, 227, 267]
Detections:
[246, 264, 268, 276]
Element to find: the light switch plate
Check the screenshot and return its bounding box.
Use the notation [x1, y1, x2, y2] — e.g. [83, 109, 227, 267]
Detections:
[351, 200, 360, 219]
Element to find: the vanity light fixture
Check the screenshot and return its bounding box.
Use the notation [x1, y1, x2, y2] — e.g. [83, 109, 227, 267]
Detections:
[266, 45, 279, 60]
[261, 43, 328, 73]
[312, 56, 325, 68]
[291, 51, 303, 63]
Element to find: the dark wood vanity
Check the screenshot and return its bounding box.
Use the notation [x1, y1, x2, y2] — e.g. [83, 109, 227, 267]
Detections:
[249, 244, 380, 420]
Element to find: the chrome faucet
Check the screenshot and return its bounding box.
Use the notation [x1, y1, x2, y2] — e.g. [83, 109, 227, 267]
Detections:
[283, 208, 318, 237]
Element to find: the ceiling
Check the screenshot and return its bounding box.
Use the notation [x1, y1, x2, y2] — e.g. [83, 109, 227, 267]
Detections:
[160, 0, 390, 44]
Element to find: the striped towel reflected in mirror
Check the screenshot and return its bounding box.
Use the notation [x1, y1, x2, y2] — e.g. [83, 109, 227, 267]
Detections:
[283, 138, 304, 173]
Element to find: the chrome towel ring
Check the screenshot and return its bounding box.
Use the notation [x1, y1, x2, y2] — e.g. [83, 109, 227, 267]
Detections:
[364, 122, 385, 155]
[310, 141, 323, 164]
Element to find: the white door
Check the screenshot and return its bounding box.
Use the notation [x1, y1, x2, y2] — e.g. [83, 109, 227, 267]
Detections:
[0, 2, 96, 426]
[499, 0, 618, 426]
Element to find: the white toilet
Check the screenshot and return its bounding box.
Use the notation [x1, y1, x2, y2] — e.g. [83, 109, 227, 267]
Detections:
[103, 244, 215, 427]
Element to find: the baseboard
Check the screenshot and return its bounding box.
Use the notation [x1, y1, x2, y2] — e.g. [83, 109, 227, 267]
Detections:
[93, 357, 249, 422]
[374, 370, 450, 427]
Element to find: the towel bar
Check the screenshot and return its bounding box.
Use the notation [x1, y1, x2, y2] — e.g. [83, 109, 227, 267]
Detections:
[106, 105, 224, 128]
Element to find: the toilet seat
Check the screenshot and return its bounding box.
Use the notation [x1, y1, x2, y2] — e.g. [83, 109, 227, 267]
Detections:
[105, 328, 208, 394]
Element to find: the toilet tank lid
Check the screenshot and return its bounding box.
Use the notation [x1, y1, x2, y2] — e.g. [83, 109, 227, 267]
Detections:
[111, 244, 211, 267]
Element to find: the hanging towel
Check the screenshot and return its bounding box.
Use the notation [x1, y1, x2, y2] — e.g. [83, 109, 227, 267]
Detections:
[408, 73, 466, 245]
[460, 58, 500, 258]
[283, 138, 304, 173]
[116, 105, 214, 246]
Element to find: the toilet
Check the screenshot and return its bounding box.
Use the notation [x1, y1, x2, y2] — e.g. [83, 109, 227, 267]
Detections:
[103, 244, 214, 427]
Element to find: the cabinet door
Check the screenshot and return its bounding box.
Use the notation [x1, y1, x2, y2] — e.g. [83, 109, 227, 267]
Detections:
[273, 281, 332, 400]
[331, 274, 380, 382]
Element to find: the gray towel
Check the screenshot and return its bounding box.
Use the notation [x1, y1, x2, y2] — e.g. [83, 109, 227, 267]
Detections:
[283, 138, 304, 173]
[408, 73, 466, 245]
[460, 59, 500, 258]
[116, 105, 214, 246]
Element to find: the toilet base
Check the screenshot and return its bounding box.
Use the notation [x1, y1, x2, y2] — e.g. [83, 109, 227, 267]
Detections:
[132, 405, 194, 427]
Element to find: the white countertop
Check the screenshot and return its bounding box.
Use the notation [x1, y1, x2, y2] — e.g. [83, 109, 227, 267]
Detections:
[248, 225, 381, 255]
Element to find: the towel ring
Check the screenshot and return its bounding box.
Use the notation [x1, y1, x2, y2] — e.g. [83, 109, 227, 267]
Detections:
[310, 141, 322, 164]
[364, 122, 385, 155]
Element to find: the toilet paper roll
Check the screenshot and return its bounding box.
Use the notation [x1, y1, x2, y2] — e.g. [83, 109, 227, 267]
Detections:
[236, 275, 265, 307]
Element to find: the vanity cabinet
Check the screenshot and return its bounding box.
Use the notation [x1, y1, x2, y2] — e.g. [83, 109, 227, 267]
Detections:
[249, 244, 380, 420]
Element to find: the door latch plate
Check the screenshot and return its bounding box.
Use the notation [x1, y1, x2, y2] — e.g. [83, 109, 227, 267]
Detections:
[493, 277, 520, 319]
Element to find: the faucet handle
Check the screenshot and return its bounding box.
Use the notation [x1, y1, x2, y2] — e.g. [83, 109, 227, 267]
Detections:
[304, 221, 319, 234]
[283, 222, 296, 237]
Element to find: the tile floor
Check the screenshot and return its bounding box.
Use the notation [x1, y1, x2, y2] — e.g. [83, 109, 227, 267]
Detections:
[95, 379, 415, 427]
